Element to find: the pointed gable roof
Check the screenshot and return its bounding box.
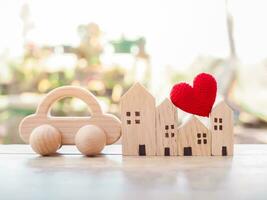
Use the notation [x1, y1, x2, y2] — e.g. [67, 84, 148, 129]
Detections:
[157, 98, 175, 109]
[179, 115, 208, 131]
[212, 100, 232, 113]
[121, 82, 154, 102]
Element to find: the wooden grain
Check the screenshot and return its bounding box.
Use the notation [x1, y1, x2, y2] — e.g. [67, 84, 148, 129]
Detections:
[210, 101, 234, 156]
[0, 144, 267, 200]
[120, 83, 156, 156]
[178, 116, 211, 156]
[156, 98, 178, 156]
[30, 124, 61, 155]
[19, 86, 121, 146]
[75, 125, 106, 156]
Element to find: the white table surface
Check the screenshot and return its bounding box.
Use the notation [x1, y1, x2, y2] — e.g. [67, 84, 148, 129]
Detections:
[0, 144, 266, 200]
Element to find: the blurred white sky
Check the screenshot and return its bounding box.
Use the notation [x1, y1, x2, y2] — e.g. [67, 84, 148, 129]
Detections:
[0, 0, 267, 66]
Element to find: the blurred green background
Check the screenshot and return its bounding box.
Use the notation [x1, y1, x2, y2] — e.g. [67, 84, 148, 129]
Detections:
[0, 0, 267, 144]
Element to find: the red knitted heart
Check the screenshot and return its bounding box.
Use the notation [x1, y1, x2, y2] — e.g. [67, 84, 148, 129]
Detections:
[170, 73, 217, 117]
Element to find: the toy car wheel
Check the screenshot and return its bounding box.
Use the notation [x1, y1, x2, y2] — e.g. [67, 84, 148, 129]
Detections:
[75, 125, 106, 156]
[30, 124, 61, 156]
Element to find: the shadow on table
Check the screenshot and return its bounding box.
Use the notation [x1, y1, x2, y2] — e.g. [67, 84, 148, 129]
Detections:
[25, 153, 122, 170]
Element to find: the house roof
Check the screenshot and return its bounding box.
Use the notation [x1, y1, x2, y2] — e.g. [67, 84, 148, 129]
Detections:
[212, 100, 232, 113]
[178, 115, 208, 131]
[157, 98, 174, 109]
[120, 82, 154, 101]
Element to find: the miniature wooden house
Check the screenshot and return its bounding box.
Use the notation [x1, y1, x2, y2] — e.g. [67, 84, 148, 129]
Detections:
[178, 116, 211, 156]
[210, 101, 234, 156]
[156, 98, 178, 156]
[120, 83, 156, 156]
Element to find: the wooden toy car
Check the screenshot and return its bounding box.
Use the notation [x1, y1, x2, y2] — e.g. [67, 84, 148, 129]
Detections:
[19, 86, 121, 156]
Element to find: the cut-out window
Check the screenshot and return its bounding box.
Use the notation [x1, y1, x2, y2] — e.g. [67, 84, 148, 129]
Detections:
[214, 117, 223, 131]
[127, 111, 140, 125]
[50, 97, 93, 117]
[165, 125, 175, 139]
[197, 132, 208, 145]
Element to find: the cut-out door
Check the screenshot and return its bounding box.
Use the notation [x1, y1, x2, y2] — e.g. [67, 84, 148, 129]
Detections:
[164, 147, 170, 156]
[222, 146, 227, 156]
[139, 145, 146, 156]
[183, 147, 192, 156]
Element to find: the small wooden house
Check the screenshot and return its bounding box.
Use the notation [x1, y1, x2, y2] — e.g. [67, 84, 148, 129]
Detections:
[120, 83, 156, 156]
[156, 98, 178, 156]
[178, 116, 211, 156]
[210, 101, 234, 156]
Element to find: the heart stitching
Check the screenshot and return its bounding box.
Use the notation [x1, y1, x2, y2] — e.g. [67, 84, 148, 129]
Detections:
[170, 73, 217, 117]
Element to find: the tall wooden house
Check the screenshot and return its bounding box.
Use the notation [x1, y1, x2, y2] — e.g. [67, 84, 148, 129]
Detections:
[210, 101, 234, 156]
[178, 116, 211, 156]
[156, 98, 178, 156]
[120, 83, 156, 156]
